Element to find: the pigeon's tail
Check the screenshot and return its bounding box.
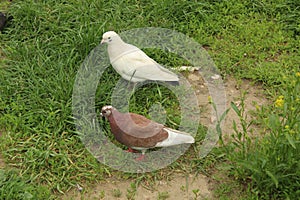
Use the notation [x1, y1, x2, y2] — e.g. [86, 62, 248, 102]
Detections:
[155, 128, 195, 147]
[165, 81, 179, 86]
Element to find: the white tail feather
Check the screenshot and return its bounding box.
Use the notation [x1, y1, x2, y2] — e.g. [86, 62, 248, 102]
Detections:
[155, 128, 195, 147]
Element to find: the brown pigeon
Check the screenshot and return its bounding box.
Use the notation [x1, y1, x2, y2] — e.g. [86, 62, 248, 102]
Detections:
[100, 105, 194, 160]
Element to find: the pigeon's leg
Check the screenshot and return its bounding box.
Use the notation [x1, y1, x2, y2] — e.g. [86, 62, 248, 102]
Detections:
[126, 147, 138, 153]
[135, 150, 146, 161]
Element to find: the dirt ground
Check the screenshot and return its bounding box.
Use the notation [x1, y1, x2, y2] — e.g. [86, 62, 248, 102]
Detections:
[61, 72, 269, 200]
[63, 173, 212, 200]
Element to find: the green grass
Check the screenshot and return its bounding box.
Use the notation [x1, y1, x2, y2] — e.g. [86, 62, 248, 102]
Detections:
[0, 169, 53, 199]
[0, 0, 299, 199]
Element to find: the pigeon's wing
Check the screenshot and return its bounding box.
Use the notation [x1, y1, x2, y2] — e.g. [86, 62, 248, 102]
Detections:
[114, 112, 165, 139]
[125, 51, 178, 81]
[112, 46, 178, 82]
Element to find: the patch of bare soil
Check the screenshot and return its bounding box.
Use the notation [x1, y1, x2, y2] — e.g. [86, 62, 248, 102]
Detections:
[222, 77, 269, 139]
[188, 72, 269, 140]
[62, 75, 269, 200]
[63, 173, 211, 200]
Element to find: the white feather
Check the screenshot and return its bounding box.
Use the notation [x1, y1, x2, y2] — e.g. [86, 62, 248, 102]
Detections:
[155, 128, 195, 147]
[103, 31, 179, 83]
[112, 50, 178, 82]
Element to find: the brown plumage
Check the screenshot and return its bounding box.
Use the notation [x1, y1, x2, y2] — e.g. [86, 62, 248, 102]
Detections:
[101, 106, 168, 148]
[100, 106, 195, 158]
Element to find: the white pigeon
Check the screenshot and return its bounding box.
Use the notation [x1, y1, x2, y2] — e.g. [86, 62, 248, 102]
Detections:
[101, 31, 179, 84]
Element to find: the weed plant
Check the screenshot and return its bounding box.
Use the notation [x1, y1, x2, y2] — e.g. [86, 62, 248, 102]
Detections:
[221, 72, 300, 199]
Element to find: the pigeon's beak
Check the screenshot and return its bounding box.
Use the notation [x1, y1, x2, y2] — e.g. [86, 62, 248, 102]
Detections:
[100, 39, 105, 44]
[100, 112, 103, 116]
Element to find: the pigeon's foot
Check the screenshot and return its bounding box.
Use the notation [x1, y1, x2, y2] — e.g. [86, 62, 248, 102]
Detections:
[126, 148, 139, 153]
[135, 154, 145, 161]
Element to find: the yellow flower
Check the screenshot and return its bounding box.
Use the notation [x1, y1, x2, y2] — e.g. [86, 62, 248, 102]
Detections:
[208, 96, 212, 103]
[285, 125, 289, 129]
[296, 72, 300, 77]
[275, 96, 284, 108]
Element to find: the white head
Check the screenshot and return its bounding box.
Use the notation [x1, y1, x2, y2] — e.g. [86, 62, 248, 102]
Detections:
[100, 105, 115, 117]
[100, 31, 121, 44]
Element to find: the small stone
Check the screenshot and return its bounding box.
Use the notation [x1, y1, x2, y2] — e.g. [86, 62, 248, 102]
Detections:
[76, 184, 83, 192]
[211, 74, 220, 80]
[210, 116, 217, 123]
[234, 101, 241, 107]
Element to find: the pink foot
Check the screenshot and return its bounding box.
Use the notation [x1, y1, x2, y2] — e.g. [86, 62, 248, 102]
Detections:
[126, 148, 138, 153]
[135, 154, 145, 161]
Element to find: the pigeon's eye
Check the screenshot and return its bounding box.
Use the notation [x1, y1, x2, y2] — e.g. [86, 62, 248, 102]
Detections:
[108, 37, 111, 40]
